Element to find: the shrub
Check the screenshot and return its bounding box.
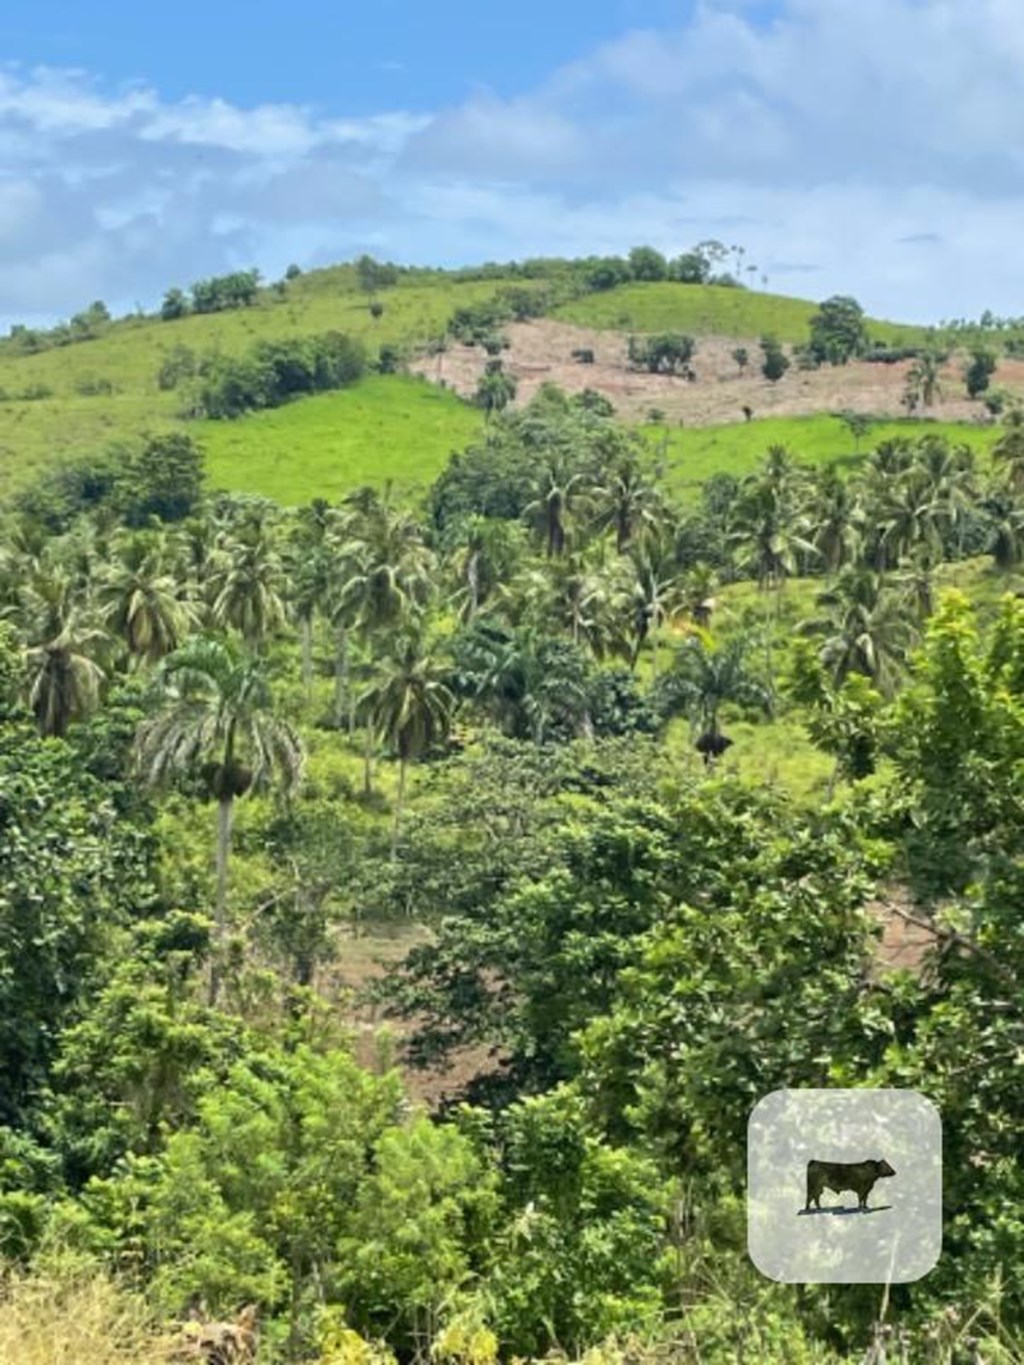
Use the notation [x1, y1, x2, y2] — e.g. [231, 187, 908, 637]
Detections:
[574, 389, 615, 417]
[584, 257, 633, 292]
[73, 376, 115, 397]
[192, 332, 366, 419]
[156, 345, 198, 391]
[0, 1260, 176, 1365]
[378, 344, 402, 374]
[862, 343, 926, 364]
[189, 269, 261, 314]
[159, 287, 189, 321]
[964, 346, 997, 398]
[448, 301, 511, 345]
[496, 285, 550, 320]
[760, 336, 790, 383]
[571, 348, 595, 364]
[627, 333, 696, 375]
[808, 295, 868, 364]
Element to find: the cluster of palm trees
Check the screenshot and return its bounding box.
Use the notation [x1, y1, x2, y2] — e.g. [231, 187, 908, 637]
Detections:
[2, 397, 1023, 991]
[727, 427, 1024, 694]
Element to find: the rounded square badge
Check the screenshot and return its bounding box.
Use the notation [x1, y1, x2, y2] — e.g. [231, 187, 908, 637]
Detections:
[748, 1088, 942, 1283]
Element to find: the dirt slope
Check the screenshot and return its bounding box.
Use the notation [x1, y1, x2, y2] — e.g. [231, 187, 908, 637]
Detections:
[411, 319, 1024, 426]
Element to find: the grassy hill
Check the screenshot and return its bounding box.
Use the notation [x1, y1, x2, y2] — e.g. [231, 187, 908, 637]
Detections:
[0, 267, 500, 495]
[201, 375, 482, 505]
[0, 261, 971, 505]
[555, 281, 930, 346]
[645, 412, 995, 500]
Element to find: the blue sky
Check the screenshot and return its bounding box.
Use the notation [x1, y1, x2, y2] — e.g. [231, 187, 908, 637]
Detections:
[1, 0, 1021, 327]
[0, 0, 716, 113]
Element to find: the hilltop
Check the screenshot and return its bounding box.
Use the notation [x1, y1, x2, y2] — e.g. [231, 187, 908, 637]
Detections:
[0, 251, 1016, 505]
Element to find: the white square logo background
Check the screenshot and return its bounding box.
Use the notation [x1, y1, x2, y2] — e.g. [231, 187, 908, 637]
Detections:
[748, 1089, 942, 1283]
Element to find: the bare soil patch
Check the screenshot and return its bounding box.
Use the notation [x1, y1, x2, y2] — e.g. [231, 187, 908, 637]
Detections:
[325, 921, 503, 1109]
[410, 320, 1024, 427]
[867, 889, 940, 979]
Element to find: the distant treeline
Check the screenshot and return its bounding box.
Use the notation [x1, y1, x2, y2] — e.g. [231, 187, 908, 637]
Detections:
[2, 300, 113, 356]
[11, 241, 1024, 366]
[160, 270, 262, 320]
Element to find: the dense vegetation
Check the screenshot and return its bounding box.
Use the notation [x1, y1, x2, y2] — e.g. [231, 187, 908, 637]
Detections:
[1, 368, 1024, 1363]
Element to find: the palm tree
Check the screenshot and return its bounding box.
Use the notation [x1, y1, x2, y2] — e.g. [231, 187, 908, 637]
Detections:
[289, 545, 333, 696]
[475, 363, 517, 417]
[801, 567, 917, 696]
[983, 477, 1024, 569]
[334, 490, 434, 789]
[20, 566, 107, 737]
[547, 552, 627, 660]
[810, 465, 862, 576]
[729, 449, 817, 695]
[286, 502, 336, 696]
[729, 448, 817, 590]
[903, 352, 943, 411]
[338, 492, 434, 636]
[134, 637, 304, 1001]
[446, 516, 524, 625]
[98, 530, 194, 668]
[523, 456, 592, 558]
[209, 516, 288, 651]
[590, 453, 666, 553]
[359, 632, 457, 859]
[624, 542, 681, 678]
[453, 621, 591, 745]
[993, 408, 1024, 494]
[661, 632, 771, 753]
[916, 436, 977, 556]
[678, 564, 720, 629]
[867, 467, 943, 572]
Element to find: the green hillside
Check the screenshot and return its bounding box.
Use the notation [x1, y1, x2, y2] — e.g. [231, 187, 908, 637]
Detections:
[200, 375, 482, 505]
[556, 280, 930, 345]
[0, 268, 500, 495]
[0, 259, 970, 505]
[645, 412, 995, 499]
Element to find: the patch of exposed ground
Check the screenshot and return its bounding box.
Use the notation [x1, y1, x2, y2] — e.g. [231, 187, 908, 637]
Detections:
[410, 319, 1024, 426]
[326, 888, 941, 1112]
[867, 891, 939, 979]
[324, 921, 503, 1110]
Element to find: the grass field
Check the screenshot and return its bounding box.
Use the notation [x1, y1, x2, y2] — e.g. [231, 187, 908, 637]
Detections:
[555, 281, 931, 346]
[200, 375, 482, 505]
[0, 270, 501, 495]
[643, 412, 995, 499]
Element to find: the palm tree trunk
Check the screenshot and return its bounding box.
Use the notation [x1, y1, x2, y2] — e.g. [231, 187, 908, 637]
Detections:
[211, 796, 234, 1006]
[363, 725, 375, 796]
[764, 588, 778, 702]
[466, 553, 480, 622]
[333, 628, 348, 730]
[391, 757, 407, 863]
[300, 615, 313, 697]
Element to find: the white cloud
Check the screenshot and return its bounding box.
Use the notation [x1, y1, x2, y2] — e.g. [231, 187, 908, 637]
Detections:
[4, 2, 1024, 327]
